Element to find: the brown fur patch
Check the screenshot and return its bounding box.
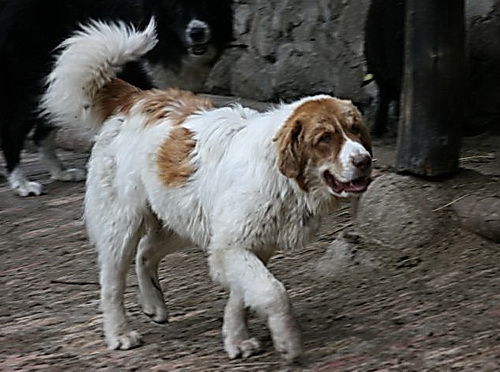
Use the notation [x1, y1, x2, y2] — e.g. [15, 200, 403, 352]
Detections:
[95, 81, 212, 188]
[274, 97, 370, 190]
[94, 80, 214, 127]
[157, 126, 197, 187]
[137, 88, 213, 126]
[94, 79, 143, 121]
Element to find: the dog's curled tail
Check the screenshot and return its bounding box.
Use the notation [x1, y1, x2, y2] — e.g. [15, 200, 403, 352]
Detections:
[40, 18, 157, 130]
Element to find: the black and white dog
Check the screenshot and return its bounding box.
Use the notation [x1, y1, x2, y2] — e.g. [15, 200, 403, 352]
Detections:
[364, 0, 405, 137]
[0, 0, 233, 196]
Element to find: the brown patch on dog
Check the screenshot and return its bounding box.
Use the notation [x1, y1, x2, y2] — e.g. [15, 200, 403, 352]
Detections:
[137, 88, 213, 126]
[94, 79, 143, 121]
[274, 97, 369, 190]
[157, 126, 197, 187]
[94, 81, 212, 188]
[94, 80, 213, 127]
[343, 113, 373, 157]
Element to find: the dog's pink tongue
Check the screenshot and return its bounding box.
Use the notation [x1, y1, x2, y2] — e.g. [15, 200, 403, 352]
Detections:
[325, 173, 348, 194]
[345, 177, 372, 193]
[331, 178, 347, 194]
[325, 172, 371, 194]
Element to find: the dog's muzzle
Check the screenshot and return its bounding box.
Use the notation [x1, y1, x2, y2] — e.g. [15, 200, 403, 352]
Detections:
[186, 20, 211, 56]
[324, 153, 373, 194]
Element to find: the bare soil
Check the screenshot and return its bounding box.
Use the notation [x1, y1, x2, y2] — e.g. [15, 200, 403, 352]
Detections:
[1, 131, 499, 372]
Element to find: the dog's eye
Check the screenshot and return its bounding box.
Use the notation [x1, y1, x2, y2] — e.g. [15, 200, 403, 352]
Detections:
[318, 132, 334, 145]
[351, 124, 361, 135]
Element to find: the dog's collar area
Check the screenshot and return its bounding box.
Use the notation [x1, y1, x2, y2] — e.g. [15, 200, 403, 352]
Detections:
[323, 170, 372, 194]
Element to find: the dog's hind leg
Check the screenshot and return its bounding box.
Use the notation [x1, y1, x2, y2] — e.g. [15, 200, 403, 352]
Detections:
[135, 215, 189, 324]
[1, 118, 43, 196]
[34, 123, 86, 182]
[209, 248, 303, 362]
[96, 215, 144, 350]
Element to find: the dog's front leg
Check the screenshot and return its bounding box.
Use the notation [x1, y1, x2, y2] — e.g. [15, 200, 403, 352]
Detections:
[222, 290, 261, 359]
[209, 249, 303, 362]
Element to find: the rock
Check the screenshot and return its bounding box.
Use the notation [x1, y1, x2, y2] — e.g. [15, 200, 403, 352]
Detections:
[214, 0, 372, 105]
[273, 42, 337, 99]
[316, 231, 381, 277]
[357, 173, 443, 250]
[229, 52, 276, 101]
[452, 195, 500, 243]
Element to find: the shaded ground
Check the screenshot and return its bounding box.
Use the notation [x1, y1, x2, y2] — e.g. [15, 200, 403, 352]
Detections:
[1, 130, 499, 371]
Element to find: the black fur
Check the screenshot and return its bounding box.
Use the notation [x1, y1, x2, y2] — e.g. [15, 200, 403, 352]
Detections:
[364, 0, 405, 137]
[0, 0, 233, 194]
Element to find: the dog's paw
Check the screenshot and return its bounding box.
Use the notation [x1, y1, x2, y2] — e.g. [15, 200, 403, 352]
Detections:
[107, 330, 143, 350]
[275, 337, 303, 363]
[269, 313, 304, 362]
[14, 181, 43, 197]
[8, 169, 44, 196]
[51, 167, 86, 182]
[143, 304, 168, 324]
[225, 337, 261, 359]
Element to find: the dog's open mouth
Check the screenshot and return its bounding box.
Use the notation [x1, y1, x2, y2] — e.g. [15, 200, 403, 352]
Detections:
[189, 44, 208, 56]
[324, 171, 372, 194]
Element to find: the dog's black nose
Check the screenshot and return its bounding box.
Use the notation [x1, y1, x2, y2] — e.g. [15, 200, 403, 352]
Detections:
[189, 26, 207, 42]
[352, 154, 372, 171]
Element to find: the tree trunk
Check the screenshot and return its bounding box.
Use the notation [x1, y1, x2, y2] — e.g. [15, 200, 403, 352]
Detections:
[396, 0, 466, 176]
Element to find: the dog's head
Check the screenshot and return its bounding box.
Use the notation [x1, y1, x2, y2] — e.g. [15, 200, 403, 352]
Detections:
[146, 0, 233, 59]
[274, 97, 373, 198]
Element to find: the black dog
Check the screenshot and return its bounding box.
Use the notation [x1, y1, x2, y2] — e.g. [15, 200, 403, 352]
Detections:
[0, 0, 233, 196]
[364, 0, 405, 137]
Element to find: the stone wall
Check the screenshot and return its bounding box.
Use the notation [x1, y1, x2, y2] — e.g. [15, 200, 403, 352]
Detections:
[207, 0, 371, 104]
[206, 0, 500, 127]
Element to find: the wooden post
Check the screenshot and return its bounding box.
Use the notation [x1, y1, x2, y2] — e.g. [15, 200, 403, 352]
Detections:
[396, 0, 466, 176]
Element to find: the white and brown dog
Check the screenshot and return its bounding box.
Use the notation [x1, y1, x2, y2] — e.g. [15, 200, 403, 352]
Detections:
[41, 20, 372, 362]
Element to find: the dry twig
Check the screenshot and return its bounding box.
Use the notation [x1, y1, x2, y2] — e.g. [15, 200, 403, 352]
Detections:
[432, 194, 470, 212]
[459, 153, 495, 162]
[50, 279, 99, 286]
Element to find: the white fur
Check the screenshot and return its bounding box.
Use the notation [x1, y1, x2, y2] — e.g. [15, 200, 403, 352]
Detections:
[338, 137, 371, 180]
[41, 21, 371, 362]
[85, 100, 320, 360]
[40, 19, 158, 130]
[8, 167, 43, 197]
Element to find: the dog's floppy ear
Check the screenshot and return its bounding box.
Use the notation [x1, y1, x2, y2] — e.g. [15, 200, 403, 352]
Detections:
[274, 118, 303, 178]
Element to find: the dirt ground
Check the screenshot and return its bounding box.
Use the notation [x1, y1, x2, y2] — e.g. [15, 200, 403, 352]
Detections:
[1, 128, 499, 371]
